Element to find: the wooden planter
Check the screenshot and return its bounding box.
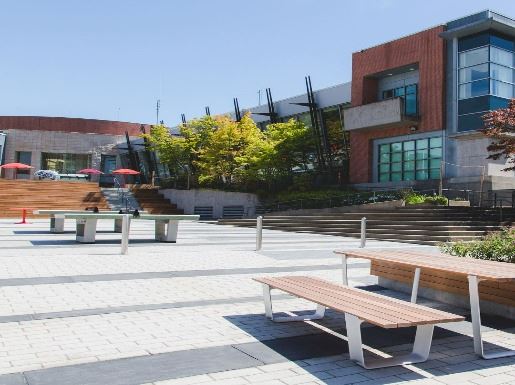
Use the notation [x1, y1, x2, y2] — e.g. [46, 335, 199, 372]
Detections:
[371, 260, 515, 319]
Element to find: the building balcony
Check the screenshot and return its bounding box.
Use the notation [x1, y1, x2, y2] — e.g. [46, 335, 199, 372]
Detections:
[343, 98, 418, 131]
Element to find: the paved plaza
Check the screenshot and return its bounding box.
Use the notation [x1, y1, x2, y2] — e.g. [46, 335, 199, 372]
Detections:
[0, 218, 513, 385]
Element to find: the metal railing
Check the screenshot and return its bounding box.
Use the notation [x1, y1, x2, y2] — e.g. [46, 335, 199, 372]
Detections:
[114, 176, 134, 213]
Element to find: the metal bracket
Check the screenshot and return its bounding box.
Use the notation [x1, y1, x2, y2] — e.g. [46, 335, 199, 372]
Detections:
[345, 313, 434, 369]
[262, 284, 326, 322]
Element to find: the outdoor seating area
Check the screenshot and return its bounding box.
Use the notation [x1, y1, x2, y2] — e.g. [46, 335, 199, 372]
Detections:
[0, 214, 513, 385]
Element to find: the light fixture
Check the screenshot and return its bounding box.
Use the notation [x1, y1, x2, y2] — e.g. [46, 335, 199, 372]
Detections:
[409, 126, 418, 132]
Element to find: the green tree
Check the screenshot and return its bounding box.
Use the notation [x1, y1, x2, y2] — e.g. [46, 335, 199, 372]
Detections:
[197, 113, 264, 186]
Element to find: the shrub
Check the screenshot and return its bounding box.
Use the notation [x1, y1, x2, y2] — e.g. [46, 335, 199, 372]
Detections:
[404, 193, 448, 205]
[440, 228, 515, 263]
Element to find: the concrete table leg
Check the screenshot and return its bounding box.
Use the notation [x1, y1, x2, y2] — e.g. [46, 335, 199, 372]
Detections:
[76, 218, 98, 243]
[50, 215, 65, 233]
[155, 220, 178, 242]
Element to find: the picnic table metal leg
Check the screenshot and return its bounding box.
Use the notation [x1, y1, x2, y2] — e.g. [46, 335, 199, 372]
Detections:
[411, 268, 421, 303]
[261, 284, 325, 322]
[468, 275, 515, 359]
[345, 313, 434, 369]
[341, 255, 348, 286]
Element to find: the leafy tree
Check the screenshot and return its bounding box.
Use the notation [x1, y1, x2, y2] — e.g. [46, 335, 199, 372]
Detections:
[197, 113, 264, 186]
[482, 99, 515, 171]
[141, 124, 189, 178]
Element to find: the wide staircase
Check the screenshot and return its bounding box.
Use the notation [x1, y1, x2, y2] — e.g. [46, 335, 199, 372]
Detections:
[218, 207, 515, 245]
[130, 187, 183, 215]
[0, 179, 109, 218]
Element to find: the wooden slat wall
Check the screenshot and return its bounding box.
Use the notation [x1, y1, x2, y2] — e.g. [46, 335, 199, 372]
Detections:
[371, 261, 515, 307]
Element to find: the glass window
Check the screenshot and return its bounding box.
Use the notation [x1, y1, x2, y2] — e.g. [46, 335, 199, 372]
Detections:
[391, 153, 402, 162]
[429, 169, 441, 179]
[405, 93, 417, 115]
[380, 153, 390, 163]
[379, 173, 390, 182]
[41, 153, 91, 174]
[459, 63, 488, 83]
[458, 112, 487, 132]
[459, 47, 489, 67]
[403, 141, 415, 151]
[391, 142, 402, 152]
[403, 171, 415, 180]
[416, 139, 428, 149]
[490, 63, 514, 83]
[491, 80, 514, 99]
[404, 161, 415, 171]
[377, 137, 442, 182]
[416, 170, 428, 180]
[391, 163, 402, 172]
[459, 79, 489, 99]
[490, 46, 514, 67]
[382, 89, 393, 99]
[379, 144, 390, 154]
[394, 87, 405, 97]
[405, 84, 417, 94]
[16, 151, 32, 165]
[429, 137, 442, 148]
[379, 164, 390, 173]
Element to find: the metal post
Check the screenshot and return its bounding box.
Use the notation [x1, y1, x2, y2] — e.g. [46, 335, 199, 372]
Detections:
[360, 217, 366, 248]
[120, 214, 130, 255]
[411, 268, 421, 303]
[256, 216, 263, 251]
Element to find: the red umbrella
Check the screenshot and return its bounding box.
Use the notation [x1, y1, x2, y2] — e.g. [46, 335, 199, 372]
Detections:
[0, 162, 33, 169]
[112, 168, 140, 175]
[78, 168, 103, 174]
[0, 163, 33, 180]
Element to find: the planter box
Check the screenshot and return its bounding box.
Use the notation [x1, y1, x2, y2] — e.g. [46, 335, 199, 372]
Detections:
[372, 260, 515, 320]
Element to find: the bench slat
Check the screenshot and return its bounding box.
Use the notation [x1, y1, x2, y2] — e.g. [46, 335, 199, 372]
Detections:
[254, 276, 464, 328]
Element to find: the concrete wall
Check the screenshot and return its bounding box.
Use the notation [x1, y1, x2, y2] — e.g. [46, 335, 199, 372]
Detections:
[159, 188, 260, 218]
[344, 98, 404, 131]
[2, 129, 133, 178]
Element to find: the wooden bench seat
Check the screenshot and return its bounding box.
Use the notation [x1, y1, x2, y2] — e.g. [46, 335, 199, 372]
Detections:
[254, 276, 464, 369]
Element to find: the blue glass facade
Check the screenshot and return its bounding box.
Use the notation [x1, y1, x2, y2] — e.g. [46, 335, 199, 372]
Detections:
[457, 31, 515, 132]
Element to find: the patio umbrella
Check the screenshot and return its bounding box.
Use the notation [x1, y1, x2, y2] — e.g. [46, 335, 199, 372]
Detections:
[0, 163, 33, 179]
[112, 168, 140, 187]
[112, 168, 140, 175]
[78, 168, 103, 174]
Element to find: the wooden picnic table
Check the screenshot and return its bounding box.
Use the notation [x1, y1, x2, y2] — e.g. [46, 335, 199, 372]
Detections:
[334, 249, 515, 360]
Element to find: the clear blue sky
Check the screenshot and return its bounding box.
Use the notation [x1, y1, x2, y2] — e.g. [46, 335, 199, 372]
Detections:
[2, 0, 515, 126]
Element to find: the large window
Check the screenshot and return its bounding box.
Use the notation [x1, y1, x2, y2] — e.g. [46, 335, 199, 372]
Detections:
[382, 84, 418, 116]
[41, 153, 91, 174]
[378, 137, 442, 182]
[458, 32, 515, 131]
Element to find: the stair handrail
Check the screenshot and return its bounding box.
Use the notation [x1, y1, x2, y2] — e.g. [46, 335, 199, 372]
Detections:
[113, 176, 133, 213]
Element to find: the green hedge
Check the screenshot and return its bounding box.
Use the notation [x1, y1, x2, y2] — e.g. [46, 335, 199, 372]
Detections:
[404, 193, 448, 205]
[440, 228, 515, 263]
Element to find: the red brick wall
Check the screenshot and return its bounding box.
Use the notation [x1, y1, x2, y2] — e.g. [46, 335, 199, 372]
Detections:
[0, 116, 150, 136]
[349, 26, 446, 183]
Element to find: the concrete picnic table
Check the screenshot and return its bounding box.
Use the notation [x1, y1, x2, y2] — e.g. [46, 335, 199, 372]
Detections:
[334, 248, 515, 360]
[33, 210, 145, 233]
[60, 213, 200, 243]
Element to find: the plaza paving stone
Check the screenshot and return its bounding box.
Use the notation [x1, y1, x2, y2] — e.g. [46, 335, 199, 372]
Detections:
[0, 218, 513, 385]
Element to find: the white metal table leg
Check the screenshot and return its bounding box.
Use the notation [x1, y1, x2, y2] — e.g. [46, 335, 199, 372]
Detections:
[468, 275, 515, 359]
[345, 313, 434, 369]
[262, 284, 325, 322]
[341, 254, 348, 286]
[411, 267, 421, 303]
